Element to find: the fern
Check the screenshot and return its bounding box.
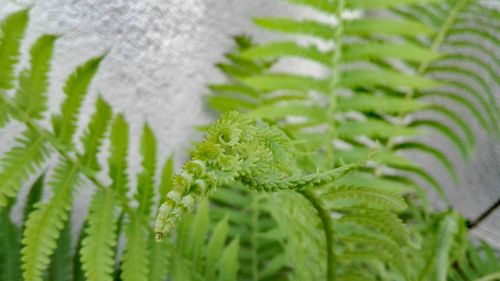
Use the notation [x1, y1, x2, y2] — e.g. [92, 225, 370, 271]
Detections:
[0, 9, 28, 91]
[51, 56, 103, 146]
[204, 0, 499, 279]
[0, 129, 50, 206]
[21, 160, 79, 281]
[80, 189, 119, 281]
[0, 3, 498, 281]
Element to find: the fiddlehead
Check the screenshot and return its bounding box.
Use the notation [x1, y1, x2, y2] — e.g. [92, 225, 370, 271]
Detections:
[154, 111, 356, 241]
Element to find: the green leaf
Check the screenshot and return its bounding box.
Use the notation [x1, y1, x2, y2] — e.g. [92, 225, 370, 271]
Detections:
[342, 42, 439, 63]
[22, 173, 45, 229]
[108, 114, 130, 197]
[21, 160, 79, 281]
[242, 73, 329, 93]
[321, 186, 407, 212]
[423, 104, 475, 149]
[205, 216, 229, 281]
[72, 221, 87, 281]
[147, 238, 170, 281]
[340, 69, 438, 90]
[121, 214, 149, 281]
[337, 119, 418, 139]
[0, 205, 22, 281]
[286, 0, 336, 14]
[394, 141, 458, 184]
[250, 102, 326, 122]
[52, 56, 104, 145]
[435, 214, 459, 281]
[0, 129, 49, 206]
[218, 237, 240, 281]
[158, 154, 174, 208]
[0, 9, 29, 90]
[240, 41, 332, 66]
[254, 17, 336, 40]
[79, 95, 112, 171]
[14, 35, 57, 119]
[135, 123, 157, 217]
[207, 95, 257, 113]
[347, 0, 440, 9]
[338, 94, 426, 114]
[410, 119, 468, 161]
[80, 189, 118, 281]
[344, 18, 434, 36]
[46, 219, 72, 281]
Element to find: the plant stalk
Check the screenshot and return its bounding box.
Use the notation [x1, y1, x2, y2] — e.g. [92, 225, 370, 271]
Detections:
[299, 189, 336, 281]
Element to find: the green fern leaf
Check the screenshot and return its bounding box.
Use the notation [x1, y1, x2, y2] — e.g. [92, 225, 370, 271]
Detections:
[22, 174, 45, 230]
[205, 215, 229, 281]
[108, 114, 130, 197]
[0, 204, 22, 281]
[340, 69, 438, 90]
[46, 220, 72, 281]
[240, 41, 332, 66]
[52, 56, 103, 145]
[136, 123, 157, 217]
[242, 73, 329, 94]
[347, 0, 439, 9]
[147, 238, 170, 281]
[320, 185, 407, 212]
[158, 154, 174, 208]
[121, 214, 149, 281]
[338, 94, 426, 114]
[0, 9, 29, 90]
[337, 119, 418, 139]
[78, 95, 112, 171]
[0, 129, 49, 206]
[218, 237, 240, 281]
[344, 18, 434, 36]
[342, 42, 439, 63]
[14, 35, 57, 120]
[21, 160, 79, 281]
[285, 0, 336, 14]
[80, 189, 118, 281]
[254, 18, 336, 40]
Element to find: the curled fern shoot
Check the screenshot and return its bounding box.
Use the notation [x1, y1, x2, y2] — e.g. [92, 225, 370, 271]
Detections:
[154, 111, 357, 241]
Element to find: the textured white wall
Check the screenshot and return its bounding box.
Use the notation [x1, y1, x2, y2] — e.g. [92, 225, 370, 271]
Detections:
[0, 0, 498, 247]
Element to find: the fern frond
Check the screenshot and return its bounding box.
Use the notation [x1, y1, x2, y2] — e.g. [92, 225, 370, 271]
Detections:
[170, 202, 240, 281]
[0, 203, 22, 281]
[218, 237, 240, 281]
[108, 114, 130, 197]
[80, 189, 118, 281]
[136, 123, 157, 217]
[0, 129, 50, 206]
[205, 215, 229, 280]
[14, 35, 57, 120]
[0, 9, 28, 91]
[78, 95, 112, 171]
[22, 174, 45, 229]
[210, 185, 288, 281]
[46, 220, 72, 281]
[147, 238, 170, 281]
[320, 185, 407, 212]
[121, 214, 149, 281]
[158, 154, 174, 207]
[51, 56, 104, 145]
[21, 160, 79, 281]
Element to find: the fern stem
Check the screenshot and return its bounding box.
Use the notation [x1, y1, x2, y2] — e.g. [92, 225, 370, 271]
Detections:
[299, 189, 336, 281]
[417, 0, 470, 74]
[325, 0, 345, 167]
[250, 191, 259, 281]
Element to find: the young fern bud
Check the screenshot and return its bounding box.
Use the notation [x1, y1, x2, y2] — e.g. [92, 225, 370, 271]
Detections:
[154, 111, 357, 240]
